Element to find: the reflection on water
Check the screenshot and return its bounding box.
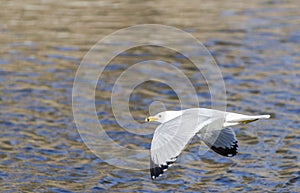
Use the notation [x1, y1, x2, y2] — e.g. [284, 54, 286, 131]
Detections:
[1, 0, 300, 192]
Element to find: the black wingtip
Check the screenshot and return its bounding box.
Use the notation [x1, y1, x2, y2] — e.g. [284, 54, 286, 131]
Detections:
[210, 140, 238, 157]
[150, 160, 176, 179]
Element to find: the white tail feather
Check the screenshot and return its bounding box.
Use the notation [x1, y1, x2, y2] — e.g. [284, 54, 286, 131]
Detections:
[226, 113, 270, 122]
[224, 113, 270, 127]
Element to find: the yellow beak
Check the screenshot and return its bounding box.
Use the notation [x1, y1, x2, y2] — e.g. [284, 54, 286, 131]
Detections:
[145, 116, 157, 122]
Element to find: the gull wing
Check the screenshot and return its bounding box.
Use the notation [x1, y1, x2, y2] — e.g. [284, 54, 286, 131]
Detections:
[197, 127, 238, 157]
[150, 109, 223, 179]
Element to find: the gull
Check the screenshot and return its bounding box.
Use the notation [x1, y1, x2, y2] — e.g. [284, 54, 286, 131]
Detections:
[145, 108, 270, 179]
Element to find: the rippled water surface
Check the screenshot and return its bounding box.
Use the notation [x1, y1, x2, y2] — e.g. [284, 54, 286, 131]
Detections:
[1, 0, 300, 192]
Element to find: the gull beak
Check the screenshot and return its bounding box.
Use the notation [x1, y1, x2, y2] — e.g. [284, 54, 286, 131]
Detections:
[145, 116, 157, 122]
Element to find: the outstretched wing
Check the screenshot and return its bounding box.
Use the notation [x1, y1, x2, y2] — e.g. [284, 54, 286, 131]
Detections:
[150, 109, 223, 179]
[197, 127, 238, 157]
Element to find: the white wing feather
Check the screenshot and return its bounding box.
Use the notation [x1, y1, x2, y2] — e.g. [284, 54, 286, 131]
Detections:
[150, 109, 225, 179]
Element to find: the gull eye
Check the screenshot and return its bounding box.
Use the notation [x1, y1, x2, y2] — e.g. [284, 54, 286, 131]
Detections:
[158, 115, 162, 118]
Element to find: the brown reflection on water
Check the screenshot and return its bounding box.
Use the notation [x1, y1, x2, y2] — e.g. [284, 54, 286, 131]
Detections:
[1, 0, 300, 192]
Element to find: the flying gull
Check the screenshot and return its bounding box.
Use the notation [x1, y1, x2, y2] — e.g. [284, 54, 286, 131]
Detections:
[145, 108, 270, 179]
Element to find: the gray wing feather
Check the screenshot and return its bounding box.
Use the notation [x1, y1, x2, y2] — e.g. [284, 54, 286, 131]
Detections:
[198, 126, 238, 157]
[150, 109, 223, 179]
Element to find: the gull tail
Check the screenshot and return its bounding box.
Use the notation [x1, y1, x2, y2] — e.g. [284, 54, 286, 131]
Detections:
[224, 113, 270, 127]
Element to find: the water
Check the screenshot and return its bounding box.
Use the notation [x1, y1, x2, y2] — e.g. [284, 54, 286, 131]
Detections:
[1, 0, 299, 192]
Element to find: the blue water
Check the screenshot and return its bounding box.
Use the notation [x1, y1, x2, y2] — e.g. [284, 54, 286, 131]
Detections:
[0, 1, 299, 192]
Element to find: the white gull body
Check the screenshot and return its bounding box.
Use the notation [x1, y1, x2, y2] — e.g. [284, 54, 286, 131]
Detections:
[145, 108, 270, 179]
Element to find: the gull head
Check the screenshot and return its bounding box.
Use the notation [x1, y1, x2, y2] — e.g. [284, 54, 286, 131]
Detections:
[145, 111, 183, 123]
